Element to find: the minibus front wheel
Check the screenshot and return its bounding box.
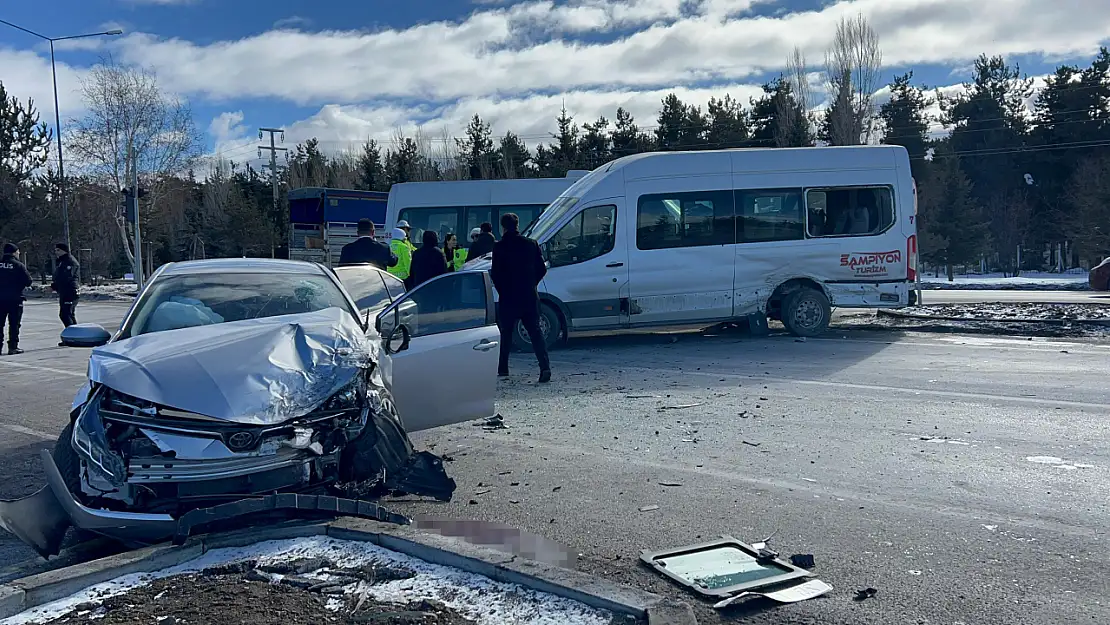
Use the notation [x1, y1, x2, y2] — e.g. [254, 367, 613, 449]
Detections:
[514, 303, 563, 353]
[782, 287, 831, 337]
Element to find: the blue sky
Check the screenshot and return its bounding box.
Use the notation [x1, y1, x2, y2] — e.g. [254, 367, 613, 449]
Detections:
[2, 0, 1108, 166]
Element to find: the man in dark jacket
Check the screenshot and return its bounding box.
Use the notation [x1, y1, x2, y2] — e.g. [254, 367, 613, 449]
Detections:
[52, 243, 80, 331]
[490, 213, 550, 383]
[409, 230, 449, 287]
[466, 222, 496, 262]
[338, 219, 398, 270]
[0, 243, 33, 355]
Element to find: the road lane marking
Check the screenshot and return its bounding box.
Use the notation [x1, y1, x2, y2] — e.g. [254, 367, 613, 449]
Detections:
[0, 359, 85, 378]
[0, 423, 54, 439]
[546, 358, 1110, 411]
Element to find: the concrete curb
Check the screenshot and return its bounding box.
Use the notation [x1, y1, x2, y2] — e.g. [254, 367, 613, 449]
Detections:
[0, 519, 697, 624]
[877, 309, 1110, 326]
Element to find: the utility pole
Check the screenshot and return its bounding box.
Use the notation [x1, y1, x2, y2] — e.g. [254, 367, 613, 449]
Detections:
[123, 145, 146, 288]
[259, 128, 287, 258]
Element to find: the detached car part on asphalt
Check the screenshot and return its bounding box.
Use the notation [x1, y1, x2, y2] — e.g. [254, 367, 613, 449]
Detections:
[0, 259, 502, 558]
[640, 536, 814, 599]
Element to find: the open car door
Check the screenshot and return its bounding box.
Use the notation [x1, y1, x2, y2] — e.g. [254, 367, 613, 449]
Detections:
[376, 271, 499, 432]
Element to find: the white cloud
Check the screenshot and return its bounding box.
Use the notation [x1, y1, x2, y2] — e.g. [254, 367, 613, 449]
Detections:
[77, 0, 1105, 107]
[272, 16, 312, 30]
[0, 48, 87, 123]
[2, 0, 1106, 166]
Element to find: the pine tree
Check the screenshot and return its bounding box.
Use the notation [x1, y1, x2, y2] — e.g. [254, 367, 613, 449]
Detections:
[705, 95, 749, 149]
[750, 77, 812, 148]
[819, 72, 858, 146]
[455, 114, 498, 180]
[498, 131, 532, 178]
[878, 72, 933, 179]
[0, 81, 54, 245]
[918, 150, 990, 280]
[611, 107, 652, 158]
[385, 138, 420, 187]
[548, 106, 581, 176]
[579, 116, 612, 169]
[355, 139, 385, 191]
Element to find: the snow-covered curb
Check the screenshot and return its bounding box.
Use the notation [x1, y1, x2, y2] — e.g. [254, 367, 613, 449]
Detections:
[0, 520, 688, 624]
[2, 537, 612, 625]
[920, 272, 1090, 291]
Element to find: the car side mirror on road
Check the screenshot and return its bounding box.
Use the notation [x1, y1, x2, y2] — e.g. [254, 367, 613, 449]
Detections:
[60, 324, 112, 348]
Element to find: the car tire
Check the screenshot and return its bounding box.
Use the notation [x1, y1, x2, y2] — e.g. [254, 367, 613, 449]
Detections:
[513, 302, 562, 353]
[781, 288, 831, 337]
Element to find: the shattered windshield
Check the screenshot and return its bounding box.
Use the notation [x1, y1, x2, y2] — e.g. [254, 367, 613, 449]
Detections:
[122, 272, 354, 338]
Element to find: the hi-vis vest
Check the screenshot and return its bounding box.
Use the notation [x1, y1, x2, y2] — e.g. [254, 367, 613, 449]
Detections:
[389, 239, 412, 280]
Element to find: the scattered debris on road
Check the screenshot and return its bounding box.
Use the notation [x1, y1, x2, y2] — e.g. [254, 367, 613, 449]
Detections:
[712, 578, 833, 609]
[638, 505, 660, 512]
[658, 481, 682, 487]
[475, 414, 507, 430]
[789, 554, 815, 569]
[640, 536, 813, 599]
[658, 403, 705, 411]
[742, 440, 761, 447]
[854, 587, 878, 601]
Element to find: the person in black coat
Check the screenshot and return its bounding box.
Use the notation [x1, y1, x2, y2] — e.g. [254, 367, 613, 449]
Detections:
[0, 243, 33, 355]
[489, 213, 550, 383]
[52, 243, 80, 331]
[466, 222, 496, 262]
[338, 219, 398, 270]
[409, 229, 449, 287]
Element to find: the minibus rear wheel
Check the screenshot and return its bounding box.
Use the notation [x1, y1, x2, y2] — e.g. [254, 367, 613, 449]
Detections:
[782, 288, 831, 337]
[514, 303, 563, 353]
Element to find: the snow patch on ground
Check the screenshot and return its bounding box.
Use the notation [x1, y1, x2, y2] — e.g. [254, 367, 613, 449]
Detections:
[2, 537, 613, 625]
[896, 302, 1110, 321]
[921, 271, 1089, 291]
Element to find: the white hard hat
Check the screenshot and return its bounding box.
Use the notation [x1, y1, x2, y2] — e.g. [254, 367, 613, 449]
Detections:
[392, 228, 407, 240]
[469, 227, 481, 240]
[396, 220, 411, 229]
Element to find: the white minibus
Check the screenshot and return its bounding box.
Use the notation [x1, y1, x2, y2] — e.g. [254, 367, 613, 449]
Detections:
[384, 173, 588, 252]
[481, 145, 918, 349]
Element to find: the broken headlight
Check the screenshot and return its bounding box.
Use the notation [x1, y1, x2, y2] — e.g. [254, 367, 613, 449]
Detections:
[322, 377, 367, 412]
[73, 386, 128, 486]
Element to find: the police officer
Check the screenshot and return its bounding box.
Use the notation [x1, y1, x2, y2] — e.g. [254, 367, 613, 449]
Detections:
[490, 213, 551, 383]
[395, 220, 417, 254]
[338, 218, 398, 269]
[0, 243, 33, 355]
[387, 227, 413, 286]
[52, 243, 80, 331]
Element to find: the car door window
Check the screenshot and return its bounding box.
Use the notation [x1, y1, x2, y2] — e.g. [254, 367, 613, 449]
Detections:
[381, 272, 406, 301]
[334, 267, 390, 311]
[380, 272, 491, 339]
[545, 205, 616, 268]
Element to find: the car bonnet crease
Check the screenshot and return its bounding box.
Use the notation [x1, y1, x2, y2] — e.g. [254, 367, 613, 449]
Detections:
[85, 307, 379, 424]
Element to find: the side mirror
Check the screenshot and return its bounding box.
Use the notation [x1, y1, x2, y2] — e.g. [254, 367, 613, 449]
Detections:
[60, 324, 112, 348]
[384, 324, 410, 355]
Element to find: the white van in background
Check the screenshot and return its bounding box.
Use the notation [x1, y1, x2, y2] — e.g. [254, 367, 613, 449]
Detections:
[384, 173, 588, 250]
[488, 145, 918, 349]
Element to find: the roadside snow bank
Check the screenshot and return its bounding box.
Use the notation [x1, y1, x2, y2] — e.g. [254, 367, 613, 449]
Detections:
[892, 302, 1110, 321]
[921, 271, 1088, 291]
[3, 537, 612, 625]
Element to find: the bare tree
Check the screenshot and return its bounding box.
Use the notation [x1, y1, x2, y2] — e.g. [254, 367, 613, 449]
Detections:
[67, 61, 202, 272]
[822, 14, 882, 145]
[786, 46, 812, 115]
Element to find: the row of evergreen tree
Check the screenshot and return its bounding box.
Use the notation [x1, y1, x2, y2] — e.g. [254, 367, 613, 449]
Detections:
[2, 50, 1109, 279]
[290, 51, 1110, 277]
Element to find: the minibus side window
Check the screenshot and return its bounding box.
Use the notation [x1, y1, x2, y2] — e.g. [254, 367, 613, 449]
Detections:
[805, 187, 895, 237]
[735, 189, 804, 243]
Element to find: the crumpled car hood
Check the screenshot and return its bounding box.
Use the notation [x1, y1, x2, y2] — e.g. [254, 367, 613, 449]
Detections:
[84, 307, 379, 425]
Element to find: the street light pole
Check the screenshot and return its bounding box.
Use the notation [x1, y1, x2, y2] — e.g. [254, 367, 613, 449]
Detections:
[48, 39, 70, 253]
[0, 19, 122, 256]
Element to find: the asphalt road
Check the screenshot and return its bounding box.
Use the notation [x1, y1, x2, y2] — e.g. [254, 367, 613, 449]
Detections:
[0, 300, 1107, 625]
